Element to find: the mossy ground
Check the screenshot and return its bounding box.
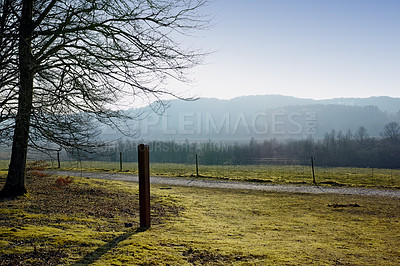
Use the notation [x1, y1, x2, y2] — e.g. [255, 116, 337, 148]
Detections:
[1, 168, 400, 265]
[0, 173, 180, 265]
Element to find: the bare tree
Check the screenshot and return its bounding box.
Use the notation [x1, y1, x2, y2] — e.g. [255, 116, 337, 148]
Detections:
[0, 1, 19, 130]
[0, 0, 209, 197]
[354, 126, 369, 144]
[382, 122, 400, 143]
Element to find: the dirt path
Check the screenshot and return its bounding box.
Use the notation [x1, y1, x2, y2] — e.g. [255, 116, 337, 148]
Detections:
[49, 170, 400, 198]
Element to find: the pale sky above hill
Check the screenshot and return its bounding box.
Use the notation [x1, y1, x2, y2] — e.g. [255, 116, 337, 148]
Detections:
[174, 0, 400, 100]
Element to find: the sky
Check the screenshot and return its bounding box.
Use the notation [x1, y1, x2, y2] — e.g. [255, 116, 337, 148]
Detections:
[174, 0, 400, 100]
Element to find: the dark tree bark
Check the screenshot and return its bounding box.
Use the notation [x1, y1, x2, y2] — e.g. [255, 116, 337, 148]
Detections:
[1, 0, 34, 197]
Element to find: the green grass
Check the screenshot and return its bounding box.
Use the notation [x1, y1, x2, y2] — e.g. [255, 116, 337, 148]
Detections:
[121, 186, 400, 265]
[1, 172, 400, 265]
[149, 163, 400, 188]
[15, 159, 399, 189]
[0, 173, 180, 265]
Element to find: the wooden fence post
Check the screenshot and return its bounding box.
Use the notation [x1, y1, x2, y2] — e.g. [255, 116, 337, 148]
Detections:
[119, 152, 123, 171]
[196, 154, 199, 177]
[138, 144, 151, 228]
[311, 156, 316, 184]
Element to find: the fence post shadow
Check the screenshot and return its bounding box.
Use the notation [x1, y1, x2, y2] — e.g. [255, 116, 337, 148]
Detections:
[72, 227, 148, 266]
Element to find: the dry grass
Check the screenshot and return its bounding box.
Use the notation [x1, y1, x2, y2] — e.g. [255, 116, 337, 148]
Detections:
[1, 164, 400, 265]
[0, 173, 180, 265]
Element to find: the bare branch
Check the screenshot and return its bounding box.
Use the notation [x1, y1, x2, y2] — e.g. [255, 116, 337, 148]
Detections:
[1, 0, 210, 153]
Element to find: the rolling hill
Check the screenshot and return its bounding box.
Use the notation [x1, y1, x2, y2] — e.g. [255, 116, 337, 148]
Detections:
[101, 95, 400, 141]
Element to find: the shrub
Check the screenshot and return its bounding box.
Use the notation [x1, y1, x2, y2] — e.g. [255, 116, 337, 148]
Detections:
[26, 160, 51, 178]
[55, 176, 73, 188]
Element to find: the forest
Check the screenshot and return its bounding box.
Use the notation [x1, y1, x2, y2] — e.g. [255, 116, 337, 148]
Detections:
[69, 122, 400, 169]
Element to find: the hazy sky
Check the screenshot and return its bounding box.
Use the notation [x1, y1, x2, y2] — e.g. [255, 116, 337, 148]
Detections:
[178, 0, 400, 100]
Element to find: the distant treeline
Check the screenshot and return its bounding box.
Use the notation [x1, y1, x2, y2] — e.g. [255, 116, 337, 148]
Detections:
[69, 123, 400, 169]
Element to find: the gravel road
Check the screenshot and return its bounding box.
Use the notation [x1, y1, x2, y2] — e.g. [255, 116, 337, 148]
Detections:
[49, 170, 400, 198]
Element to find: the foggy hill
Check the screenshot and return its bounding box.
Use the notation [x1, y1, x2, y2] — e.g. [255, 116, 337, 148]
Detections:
[101, 95, 400, 141]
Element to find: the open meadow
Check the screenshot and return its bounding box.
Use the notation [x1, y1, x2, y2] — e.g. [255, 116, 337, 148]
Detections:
[19, 160, 400, 189]
[1, 162, 400, 265]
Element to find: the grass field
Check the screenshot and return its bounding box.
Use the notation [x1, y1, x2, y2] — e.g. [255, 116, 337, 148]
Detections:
[5, 159, 397, 189]
[1, 171, 400, 265]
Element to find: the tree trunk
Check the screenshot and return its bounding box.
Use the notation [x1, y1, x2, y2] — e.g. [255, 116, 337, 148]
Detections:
[1, 0, 34, 198]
